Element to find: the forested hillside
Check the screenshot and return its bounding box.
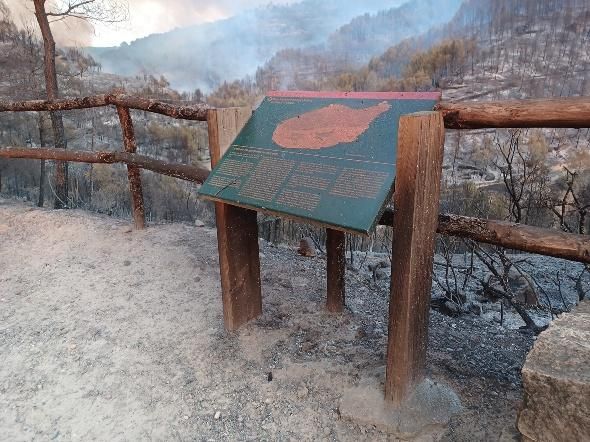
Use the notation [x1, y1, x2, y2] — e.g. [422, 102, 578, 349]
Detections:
[86, 0, 462, 92]
[213, 0, 588, 100]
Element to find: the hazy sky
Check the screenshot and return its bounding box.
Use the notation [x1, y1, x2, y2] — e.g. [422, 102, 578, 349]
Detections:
[6, 0, 294, 47]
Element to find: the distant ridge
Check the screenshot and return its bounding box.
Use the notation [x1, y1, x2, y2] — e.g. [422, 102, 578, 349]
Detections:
[85, 0, 462, 92]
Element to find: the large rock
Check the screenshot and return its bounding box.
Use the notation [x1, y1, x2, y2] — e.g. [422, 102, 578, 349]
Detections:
[518, 300, 590, 442]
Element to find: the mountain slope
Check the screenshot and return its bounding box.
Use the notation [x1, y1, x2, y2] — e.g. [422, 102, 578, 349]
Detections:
[327, 0, 463, 65]
[250, 0, 462, 91]
[86, 0, 463, 92]
[87, 0, 404, 91]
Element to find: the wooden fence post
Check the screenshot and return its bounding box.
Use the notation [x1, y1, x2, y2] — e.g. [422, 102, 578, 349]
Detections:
[116, 105, 145, 230]
[326, 229, 346, 312]
[207, 107, 262, 331]
[385, 111, 445, 405]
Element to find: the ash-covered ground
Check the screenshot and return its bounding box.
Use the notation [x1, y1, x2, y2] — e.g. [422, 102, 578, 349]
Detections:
[1, 197, 586, 441]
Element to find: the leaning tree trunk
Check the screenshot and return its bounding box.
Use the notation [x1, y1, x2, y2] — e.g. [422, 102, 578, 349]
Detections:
[33, 0, 68, 209]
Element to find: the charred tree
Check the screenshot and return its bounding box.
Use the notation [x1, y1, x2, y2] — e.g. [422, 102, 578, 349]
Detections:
[31, 0, 129, 209]
[33, 0, 68, 209]
[37, 112, 46, 207]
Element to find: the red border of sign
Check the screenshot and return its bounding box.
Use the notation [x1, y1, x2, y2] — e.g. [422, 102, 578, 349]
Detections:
[268, 90, 441, 100]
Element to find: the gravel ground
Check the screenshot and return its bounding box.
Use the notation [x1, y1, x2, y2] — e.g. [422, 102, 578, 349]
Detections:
[2, 197, 580, 441]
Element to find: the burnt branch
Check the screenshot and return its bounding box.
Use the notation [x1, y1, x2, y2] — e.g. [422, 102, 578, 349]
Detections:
[45, 0, 129, 24]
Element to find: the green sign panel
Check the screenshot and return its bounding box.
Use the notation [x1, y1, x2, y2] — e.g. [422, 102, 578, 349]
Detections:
[199, 91, 440, 234]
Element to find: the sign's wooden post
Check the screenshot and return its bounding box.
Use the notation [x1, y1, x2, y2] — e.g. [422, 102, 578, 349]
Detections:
[385, 111, 445, 405]
[207, 107, 262, 331]
[326, 228, 346, 312]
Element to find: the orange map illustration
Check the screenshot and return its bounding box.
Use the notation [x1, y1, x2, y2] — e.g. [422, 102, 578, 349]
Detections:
[272, 101, 391, 149]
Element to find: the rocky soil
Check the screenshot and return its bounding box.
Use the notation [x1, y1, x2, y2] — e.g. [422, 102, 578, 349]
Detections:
[0, 197, 585, 441]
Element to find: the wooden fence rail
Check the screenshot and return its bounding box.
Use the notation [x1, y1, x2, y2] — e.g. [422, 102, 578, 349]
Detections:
[379, 210, 590, 264]
[1, 94, 590, 264]
[436, 97, 590, 129]
[3, 146, 590, 264]
[0, 147, 210, 183]
[3, 95, 589, 127]
[0, 93, 210, 224]
[0, 93, 210, 121]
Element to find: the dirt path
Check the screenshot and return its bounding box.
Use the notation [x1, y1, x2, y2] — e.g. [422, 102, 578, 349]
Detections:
[0, 198, 529, 441]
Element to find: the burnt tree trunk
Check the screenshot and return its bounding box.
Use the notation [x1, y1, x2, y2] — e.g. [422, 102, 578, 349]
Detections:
[37, 112, 46, 207]
[33, 0, 68, 209]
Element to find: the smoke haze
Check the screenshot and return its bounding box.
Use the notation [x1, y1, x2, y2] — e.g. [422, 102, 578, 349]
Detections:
[5, 0, 296, 46]
[82, 0, 462, 92]
[4, 0, 93, 46]
[4, 0, 463, 92]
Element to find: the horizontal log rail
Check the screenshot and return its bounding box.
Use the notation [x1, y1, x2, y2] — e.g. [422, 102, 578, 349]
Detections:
[1, 94, 589, 128]
[436, 97, 590, 129]
[0, 93, 210, 121]
[3, 145, 590, 264]
[0, 147, 210, 183]
[379, 210, 590, 264]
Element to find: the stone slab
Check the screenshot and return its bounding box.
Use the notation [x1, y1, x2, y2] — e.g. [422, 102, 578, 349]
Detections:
[518, 300, 590, 442]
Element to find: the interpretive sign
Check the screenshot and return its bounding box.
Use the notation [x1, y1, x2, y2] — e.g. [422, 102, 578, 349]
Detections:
[199, 91, 440, 234]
